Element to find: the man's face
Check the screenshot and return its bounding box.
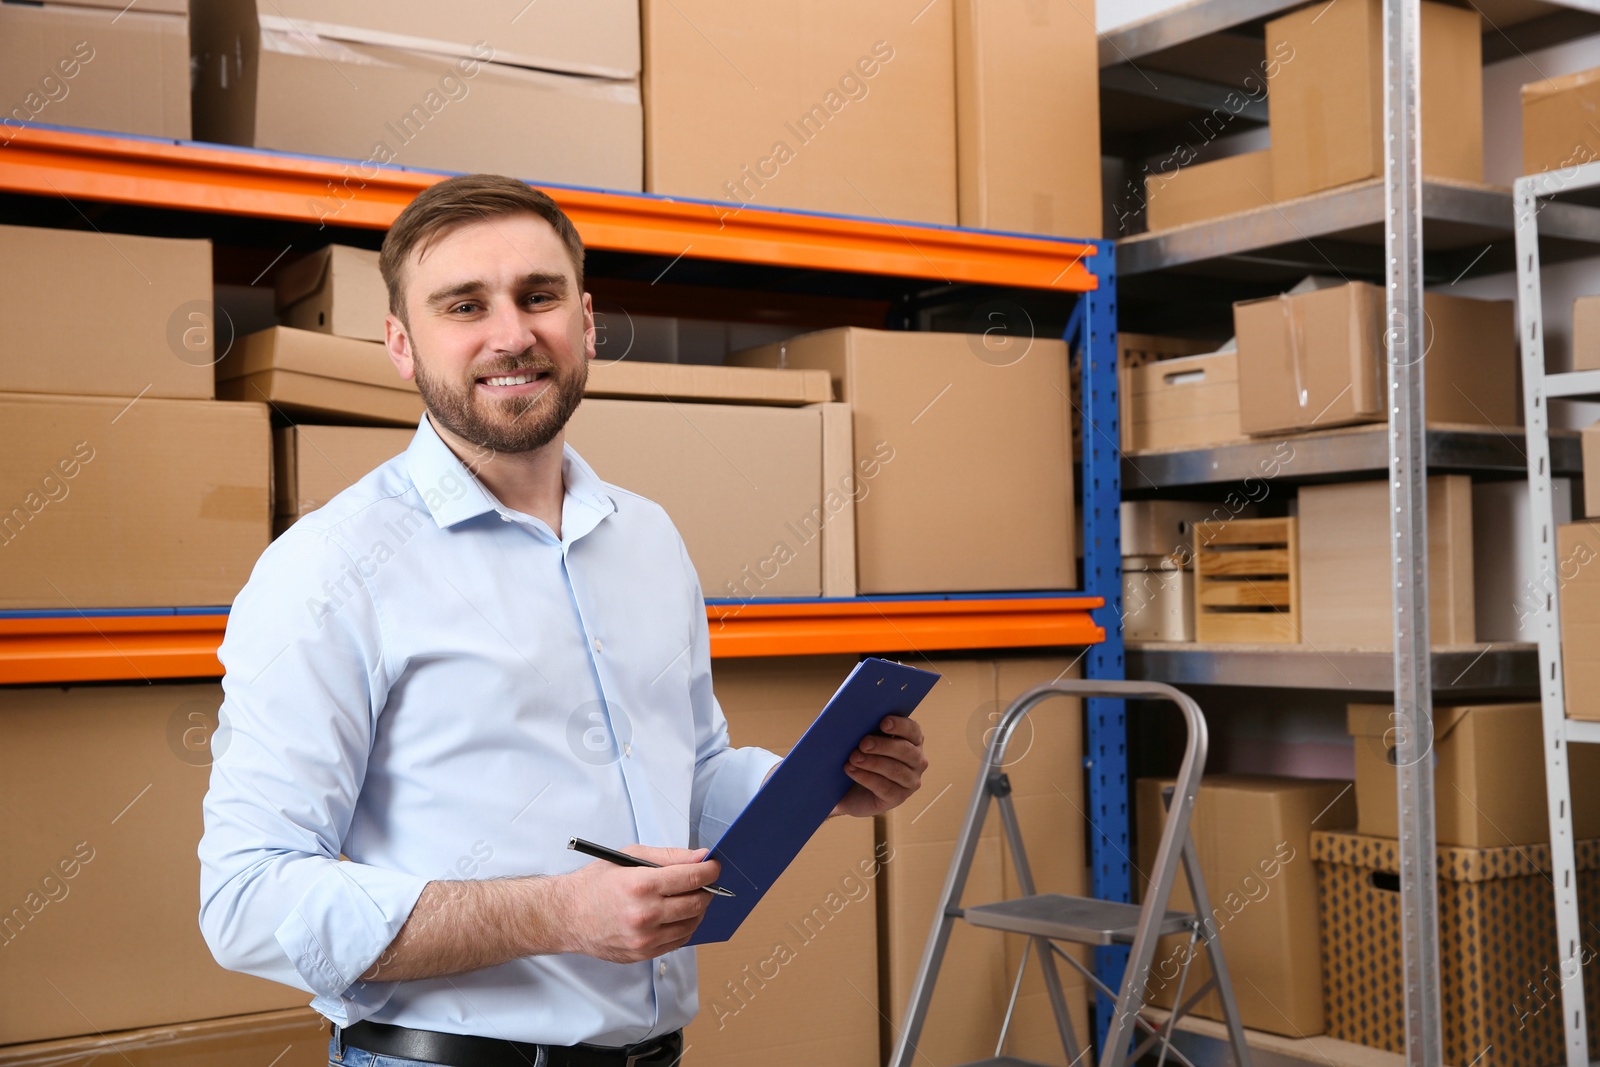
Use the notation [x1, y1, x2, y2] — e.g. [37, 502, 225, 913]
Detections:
[384, 213, 594, 455]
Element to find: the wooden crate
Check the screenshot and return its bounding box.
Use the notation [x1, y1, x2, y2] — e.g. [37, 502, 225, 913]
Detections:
[1120, 350, 1246, 453]
[1193, 516, 1300, 643]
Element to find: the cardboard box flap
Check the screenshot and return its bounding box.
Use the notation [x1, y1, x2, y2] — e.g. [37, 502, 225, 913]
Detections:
[1313, 830, 1600, 881]
[1523, 66, 1600, 104]
[258, 24, 642, 102]
[218, 327, 415, 393]
[584, 360, 831, 406]
[256, 0, 641, 80]
[274, 245, 384, 310]
[1347, 702, 1472, 745]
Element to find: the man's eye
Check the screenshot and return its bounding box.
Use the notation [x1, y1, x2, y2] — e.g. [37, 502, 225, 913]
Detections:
[524, 293, 553, 307]
[451, 303, 480, 314]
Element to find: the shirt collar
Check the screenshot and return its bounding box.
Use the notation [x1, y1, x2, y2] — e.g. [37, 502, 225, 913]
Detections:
[405, 413, 615, 535]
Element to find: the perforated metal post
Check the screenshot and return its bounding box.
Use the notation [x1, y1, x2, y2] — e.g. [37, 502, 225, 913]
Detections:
[1515, 169, 1592, 1067]
[1383, 1, 1444, 1064]
[1077, 240, 1130, 1044]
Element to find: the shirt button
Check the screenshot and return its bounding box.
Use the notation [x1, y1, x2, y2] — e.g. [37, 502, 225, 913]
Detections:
[623, 742, 633, 758]
[499, 514, 512, 522]
[658, 960, 667, 976]
[593, 637, 603, 653]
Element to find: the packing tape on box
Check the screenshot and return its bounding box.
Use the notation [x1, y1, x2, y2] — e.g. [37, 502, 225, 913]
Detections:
[1277, 294, 1310, 410]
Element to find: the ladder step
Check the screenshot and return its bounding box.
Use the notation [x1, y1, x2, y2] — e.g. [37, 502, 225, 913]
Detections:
[963, 893, 1194, 946]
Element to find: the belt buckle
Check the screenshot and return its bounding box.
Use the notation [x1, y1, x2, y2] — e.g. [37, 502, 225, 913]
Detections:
[623, 1044, 661, 1067]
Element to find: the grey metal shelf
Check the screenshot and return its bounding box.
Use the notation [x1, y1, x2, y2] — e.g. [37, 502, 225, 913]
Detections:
[1124, 642, 1538, 695]
[1121, 423, 1581, 492]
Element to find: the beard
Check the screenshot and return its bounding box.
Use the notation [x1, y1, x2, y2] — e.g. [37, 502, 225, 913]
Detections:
[411, 343, 588, 455]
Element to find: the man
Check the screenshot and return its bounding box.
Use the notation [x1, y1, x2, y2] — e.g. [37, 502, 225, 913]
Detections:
[198, 174, 928, 1067]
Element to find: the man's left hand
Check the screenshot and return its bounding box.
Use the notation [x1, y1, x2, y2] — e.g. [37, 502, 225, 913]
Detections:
[830, 715, 928, 818]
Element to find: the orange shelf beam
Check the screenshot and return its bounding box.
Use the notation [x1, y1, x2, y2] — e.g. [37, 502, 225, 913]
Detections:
[0, 127, 1099, 292]
[707, 597, 1105, 659]
[0, 598, 1104, 685]
[0, 614, 230, 685]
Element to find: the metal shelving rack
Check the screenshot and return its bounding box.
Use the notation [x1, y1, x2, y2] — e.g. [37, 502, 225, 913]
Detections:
[1515, 159, 1600, 1067]
[0, 126, 1132, 1018]
[1099, 0, 1600, 1063]
[0, 123, 1116, 676]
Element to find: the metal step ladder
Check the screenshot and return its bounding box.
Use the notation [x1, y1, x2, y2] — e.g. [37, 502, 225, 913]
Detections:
[889, 679, 1255, 1067]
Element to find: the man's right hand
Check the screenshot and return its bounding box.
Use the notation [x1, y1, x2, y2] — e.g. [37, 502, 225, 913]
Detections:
[553, 845, 721, 963]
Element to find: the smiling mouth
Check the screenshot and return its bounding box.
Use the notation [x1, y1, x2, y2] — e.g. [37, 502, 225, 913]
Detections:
[476, 369, 551, 388]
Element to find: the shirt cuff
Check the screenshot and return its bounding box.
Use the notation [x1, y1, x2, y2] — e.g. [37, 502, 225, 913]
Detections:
[696, 747, 783, 848]
[274, 860, 430, 1006]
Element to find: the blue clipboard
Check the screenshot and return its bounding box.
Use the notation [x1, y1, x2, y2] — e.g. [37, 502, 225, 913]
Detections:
[687, 657, 941, 945]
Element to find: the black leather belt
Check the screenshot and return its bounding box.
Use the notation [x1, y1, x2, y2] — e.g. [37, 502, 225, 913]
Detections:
[338, 1020, 683, 1067]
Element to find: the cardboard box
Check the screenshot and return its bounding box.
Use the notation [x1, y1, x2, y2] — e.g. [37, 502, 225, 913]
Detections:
[1474, 478, 1573, 640]
[641, 0, 957, 225]
[1315, 830, 1600, 1067]
[1347, 702, 1600, 847]
[1266, 0, 1482, 200]
[1523, 68, 1600, 177]
[954, 0, 1100, 238]
[0, 685, 309, 1044]
[0, 1007, 329, 1067]
[0, 394, 270, 609]
[730, 328, 1075, 594]
[1121, 500, 1259, 561]
[565, 399, 843, 599]
[1120, 350, 1246, 452]
[1144, 150, 1273, 232]
[1298, 476, 1475, 648]
[585, 361, 832, 406]
[691, 656, 881, 1067]
[0, 2, 188, 144]
[217, 327, 422, 426]
[1557, 522, 1600, 721]
[1575, 295, 1600, 371]
[275, 245, 387, 343]
[273, 425, 413, 525]
[1588, 427, 1600, 516]
[251, 0, 639, 79]
[192, 6, 642, 191]
[1136, 776, 1355, 1036]
[1123, 558, 1194, 642]
[1233, 283, 1516, 435]
[0, 223, 212, 400]
[878, 657, 1089, 1066]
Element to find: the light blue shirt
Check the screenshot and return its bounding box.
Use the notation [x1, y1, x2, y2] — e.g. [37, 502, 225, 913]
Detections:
[198, 413, 781, 1045]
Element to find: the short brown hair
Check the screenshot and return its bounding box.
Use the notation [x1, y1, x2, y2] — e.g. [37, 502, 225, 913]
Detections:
[379, 174, 586, 324]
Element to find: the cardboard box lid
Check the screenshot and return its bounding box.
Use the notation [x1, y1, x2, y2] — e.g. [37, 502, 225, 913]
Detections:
[217, 327, 416, 393]
[1347, 702, 1475, 746]
[1311, 829, 1600, 881]
[1522, 65, 1600, 104]
[254, 0, 640, 79]
[584, 360, 831, 406]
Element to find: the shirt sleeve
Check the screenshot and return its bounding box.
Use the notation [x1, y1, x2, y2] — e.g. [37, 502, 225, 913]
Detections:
[679, 539, 782, 849]
[198, 523, 429, 1023]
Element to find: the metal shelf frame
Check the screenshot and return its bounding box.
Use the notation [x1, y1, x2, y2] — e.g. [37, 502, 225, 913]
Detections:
[1514, 156, 1600, 1067]
[0, 127, 1132, 1023]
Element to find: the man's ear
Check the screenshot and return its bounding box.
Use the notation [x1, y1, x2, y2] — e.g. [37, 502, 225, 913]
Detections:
[385, 313, 415, 381]
[582, 291, 597, 363]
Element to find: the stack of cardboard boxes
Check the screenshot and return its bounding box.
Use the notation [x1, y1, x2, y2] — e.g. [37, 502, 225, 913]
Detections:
[1144, 0, 1483, 231]
[0, 223, 308, 1061]
[6, 1, 1102, 240]
[1313, 705, 1600, 1065]
[1118, 276, 1518, 649]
